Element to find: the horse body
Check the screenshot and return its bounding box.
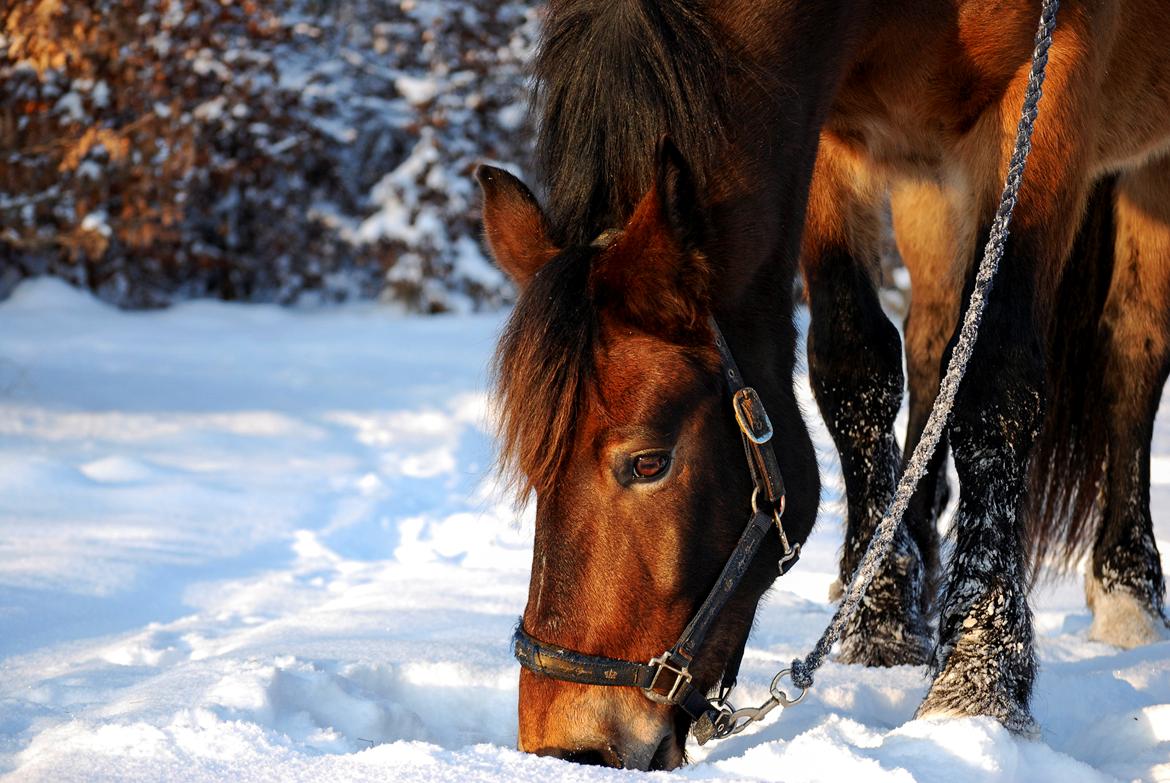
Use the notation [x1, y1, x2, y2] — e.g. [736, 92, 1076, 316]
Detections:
[480, 0, 1170, 768]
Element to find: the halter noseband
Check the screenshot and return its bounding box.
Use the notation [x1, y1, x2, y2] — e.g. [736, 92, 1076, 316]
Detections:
[512, 316, 799, 745]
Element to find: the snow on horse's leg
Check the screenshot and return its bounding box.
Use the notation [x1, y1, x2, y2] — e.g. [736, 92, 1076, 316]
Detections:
[803, 149, 932, 669]
[917, 225, 1050, 735]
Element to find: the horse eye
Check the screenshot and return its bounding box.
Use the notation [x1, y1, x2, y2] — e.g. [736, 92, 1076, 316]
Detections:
[633, 453, 670, 480]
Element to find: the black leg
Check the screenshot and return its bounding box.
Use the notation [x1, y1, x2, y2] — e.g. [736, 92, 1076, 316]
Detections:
[1087, 164, 1170, 647]
[807, 247, 932, 667]
[892, 178, 966, 600]
[917, 234, 1041, 735]
[1088, 425, 1170, 646]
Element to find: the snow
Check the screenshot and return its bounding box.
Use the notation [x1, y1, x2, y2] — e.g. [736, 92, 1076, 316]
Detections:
[395, 75, 440, 106]
[1, 278, 1168, 781]
[53, 92, 85, 122]
[79, 211, 112, 238]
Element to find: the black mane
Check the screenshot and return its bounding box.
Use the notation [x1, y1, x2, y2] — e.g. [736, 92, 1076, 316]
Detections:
[533, 0, 732, 247]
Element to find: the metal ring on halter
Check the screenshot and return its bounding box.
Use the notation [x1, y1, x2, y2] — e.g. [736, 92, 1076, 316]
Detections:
[752, 487, 795, 566]
[770, 669, 806, 707]
[751, 486, 764, 514]
[708, 699, 738, 738]
[751, 486, 787, 516]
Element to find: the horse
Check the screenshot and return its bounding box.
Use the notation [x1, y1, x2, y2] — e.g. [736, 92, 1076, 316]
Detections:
[477, 0, 1170, 770]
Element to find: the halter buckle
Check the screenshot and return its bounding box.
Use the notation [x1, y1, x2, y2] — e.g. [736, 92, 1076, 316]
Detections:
[732, 387, 773, 445]
[643, 653, 693, 704]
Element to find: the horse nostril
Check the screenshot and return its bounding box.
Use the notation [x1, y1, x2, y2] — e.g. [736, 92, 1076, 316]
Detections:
[562, 749, 609, 766]
[538, 745, 624, 768]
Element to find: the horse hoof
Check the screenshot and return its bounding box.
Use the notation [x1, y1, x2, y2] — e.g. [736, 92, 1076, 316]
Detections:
[916, 672, 1040, 737]
[827, 578, 843, 602]
[916, 695, 1040, 738]
[916, 584, 1037, 737]
[1085, 572, 1170, 649]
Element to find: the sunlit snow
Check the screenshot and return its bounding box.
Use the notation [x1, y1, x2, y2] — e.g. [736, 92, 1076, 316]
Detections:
[1, 279, 1167, 781]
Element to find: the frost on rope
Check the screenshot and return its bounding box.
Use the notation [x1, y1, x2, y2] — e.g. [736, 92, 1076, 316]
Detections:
[0, 0, 538, 310]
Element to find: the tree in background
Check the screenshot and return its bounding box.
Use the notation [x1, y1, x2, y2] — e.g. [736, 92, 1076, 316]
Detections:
[0, 0, 537, 310]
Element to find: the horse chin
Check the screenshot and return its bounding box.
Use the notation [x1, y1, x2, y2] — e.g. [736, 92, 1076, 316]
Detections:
[521, 723, 684, 771]
[518, 670, 688, 770]
[646, 727, 687, 771]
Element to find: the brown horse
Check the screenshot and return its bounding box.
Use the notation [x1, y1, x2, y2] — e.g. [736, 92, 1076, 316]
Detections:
[478, 0, 1170, 770]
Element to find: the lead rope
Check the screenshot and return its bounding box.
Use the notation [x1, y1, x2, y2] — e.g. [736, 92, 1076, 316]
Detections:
[788, 0, 1059, 695]
[712, 0, 1061, 734]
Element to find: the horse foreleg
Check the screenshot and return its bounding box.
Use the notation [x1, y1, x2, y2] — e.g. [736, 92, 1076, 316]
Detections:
[890, 180, 970, 599]
[915, 220, 1047, 734]
[914, 13, 1109, 729]
[803, 145, 931, 667]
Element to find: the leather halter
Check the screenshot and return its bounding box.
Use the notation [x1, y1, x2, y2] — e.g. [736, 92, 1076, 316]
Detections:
[512, 317, 799, 744]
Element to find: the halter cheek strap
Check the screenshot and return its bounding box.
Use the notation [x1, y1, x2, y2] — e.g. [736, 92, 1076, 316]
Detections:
[715, 324, 786, 507]
[512, 317, 798, 744]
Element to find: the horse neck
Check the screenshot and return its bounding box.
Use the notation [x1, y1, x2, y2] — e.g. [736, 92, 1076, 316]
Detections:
[703, 0, 884, 381]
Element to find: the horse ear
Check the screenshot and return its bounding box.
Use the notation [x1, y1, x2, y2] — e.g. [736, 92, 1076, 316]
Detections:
[476, 165, 557, 286]
[590, 140, 710, 333]
[654, 137, 708, 251]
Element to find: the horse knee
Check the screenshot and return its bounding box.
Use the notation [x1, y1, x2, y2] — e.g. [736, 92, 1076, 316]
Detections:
[948, 323, 1046, 488]
[807, 250, 904, 449]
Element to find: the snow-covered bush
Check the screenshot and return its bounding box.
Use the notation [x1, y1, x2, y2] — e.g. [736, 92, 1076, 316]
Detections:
[0, 0, 538, 310]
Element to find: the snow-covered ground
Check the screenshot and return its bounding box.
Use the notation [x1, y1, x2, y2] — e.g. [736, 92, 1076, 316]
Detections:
[1, 278, 1168, 782]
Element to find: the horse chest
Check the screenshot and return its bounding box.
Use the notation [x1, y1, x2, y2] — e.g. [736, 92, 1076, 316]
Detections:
[820, 2, 1038, 181]
[821, 108, 950, 181]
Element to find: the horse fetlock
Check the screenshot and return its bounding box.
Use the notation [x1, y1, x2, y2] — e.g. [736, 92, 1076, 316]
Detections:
[838, 436, 901, 558]
[1096, 507, 1165, 596]
[838, 525, 932, 667]
[921, 581, 1036, 734]
[1085, 568, 1170, 649]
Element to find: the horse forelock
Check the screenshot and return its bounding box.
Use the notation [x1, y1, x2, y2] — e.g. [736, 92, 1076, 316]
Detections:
[498, 0, 741, 499]
[491, 247, 600, 501]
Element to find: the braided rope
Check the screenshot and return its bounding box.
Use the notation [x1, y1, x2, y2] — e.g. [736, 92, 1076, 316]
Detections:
[789, 0, 1061, 691]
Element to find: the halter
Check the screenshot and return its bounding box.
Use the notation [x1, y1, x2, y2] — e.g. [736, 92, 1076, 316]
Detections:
[512, 316, 800, 744]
